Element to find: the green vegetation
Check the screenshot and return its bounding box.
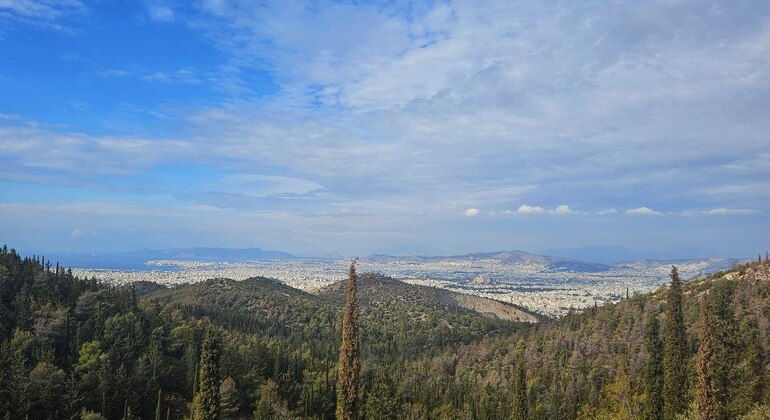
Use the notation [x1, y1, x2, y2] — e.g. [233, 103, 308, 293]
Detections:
[0, 244, 768, 419]
[664, 266, 689, 418]
[336, 260, 360, 420]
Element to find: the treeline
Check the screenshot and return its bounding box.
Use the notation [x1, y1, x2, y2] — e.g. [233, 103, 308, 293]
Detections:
[402, 260, 770, 419]
[1, 244, 769, 419]
[0, 246, 340, 419]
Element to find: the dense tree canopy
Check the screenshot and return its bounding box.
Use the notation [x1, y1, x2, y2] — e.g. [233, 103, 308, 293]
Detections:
[0, 244, 768, 419]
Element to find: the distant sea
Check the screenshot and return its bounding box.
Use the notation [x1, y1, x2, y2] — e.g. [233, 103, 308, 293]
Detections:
[51, 257, 179, 272]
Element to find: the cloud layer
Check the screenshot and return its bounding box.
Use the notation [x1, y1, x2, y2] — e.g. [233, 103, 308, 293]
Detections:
[0, 0, 768, 255]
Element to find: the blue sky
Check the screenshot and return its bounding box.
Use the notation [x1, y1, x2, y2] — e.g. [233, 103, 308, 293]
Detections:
[1, 0, 769, 257]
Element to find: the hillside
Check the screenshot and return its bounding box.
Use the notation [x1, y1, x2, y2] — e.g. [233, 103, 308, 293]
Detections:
[317, 273, 539, 323]
[143, 273, 533, 360]
[143, 277, 338, 343]
[424, 259, 770, 419]
[1, 246, 768, 419]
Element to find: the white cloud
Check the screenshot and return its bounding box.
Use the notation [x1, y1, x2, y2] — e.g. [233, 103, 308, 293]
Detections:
[511, 204, 579, 215]
[147, 4, 174, 22]
[464, 208, 480, 217]
[0, 0, 86, 24]
[597, 208, 619, 215]
[3, 0, 770, 253]
[215, 174, 324, 198]
[551, 205, 577, 215]
[517, 205, 546, 215]
[625, 207, 664, 216]
[0, 124, 195, 182]
[682, 208, 762, 216]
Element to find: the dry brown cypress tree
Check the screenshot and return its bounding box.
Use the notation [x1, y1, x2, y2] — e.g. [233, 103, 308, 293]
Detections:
[336, 259, 361, 420]
[663, 266, 688, 418]
[695, 298, 720, 420]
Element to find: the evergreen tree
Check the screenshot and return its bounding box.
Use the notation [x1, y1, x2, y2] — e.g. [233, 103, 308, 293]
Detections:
[191, 330, 221, 420]
[337, 260, 361, 420]
[644, 315, 663, 420]
[254, 379, 290, 420]
[712, 283, 738, 417]
[154, 388, 162, 420]
[695, 298, 720, 420]
[511, 353, 528, 420]
[745, 323, 765, 406]
[219, 376, 239, 419]
[663, 266, 688, 418]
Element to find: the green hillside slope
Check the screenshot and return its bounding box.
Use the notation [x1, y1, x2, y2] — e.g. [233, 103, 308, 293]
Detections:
[0, 245, 767, 419]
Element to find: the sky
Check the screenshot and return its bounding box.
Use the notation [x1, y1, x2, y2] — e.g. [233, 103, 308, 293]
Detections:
[0, 0, 769, 258]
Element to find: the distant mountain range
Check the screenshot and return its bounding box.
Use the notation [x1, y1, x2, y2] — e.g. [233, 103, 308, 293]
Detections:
[45, 247, 296, 270]
[42, 246, 741, 277]
[363, 249, 742, 276]
[542, 245, 724, 264]
[364, 250, 615, 273]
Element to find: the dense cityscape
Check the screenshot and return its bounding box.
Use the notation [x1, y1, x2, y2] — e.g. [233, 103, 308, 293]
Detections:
[72, 255, 738, 316]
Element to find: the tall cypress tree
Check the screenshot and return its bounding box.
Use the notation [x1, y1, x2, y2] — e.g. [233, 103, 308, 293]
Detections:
[336, 260, 361, 420]
[663, 266, 688, 418]
[511, 350, 528, 420]
[154, 388, 162, 420]
[695, 298, 720, 420]
[644, 316, 663, 420]
[192, 330, 221, 420]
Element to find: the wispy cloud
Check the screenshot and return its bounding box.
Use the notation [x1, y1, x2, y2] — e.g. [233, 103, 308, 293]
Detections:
[146, 3, 174, 22]
[0, 0, 87, 29]
[1, 0, 769, 254]
[597, 208, 619, 215]
[681, 208, 762, 216]
[96, 68, 200, 84]
[625, 207, 664, 216]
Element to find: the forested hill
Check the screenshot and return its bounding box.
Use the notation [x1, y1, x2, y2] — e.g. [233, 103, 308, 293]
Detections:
[0, 245, 768, 419]
[317, 273, 540, 323]
[431, 259, 770, 419]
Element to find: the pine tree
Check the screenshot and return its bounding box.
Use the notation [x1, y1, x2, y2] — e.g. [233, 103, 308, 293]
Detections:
[336, 260, 361, 420]
[192, 330, 221, 420]
[695, 298, 720, 420]
[219, 376, 239, 419]
[711, 282, 738, 418]
[746, 324, 765, 405]
[663, 266, 688, 418]
[644, 316, 663, 420]
[154, 388, 162, 420]
[254, 379, 290, 420]
[511, 352, 528, 420]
